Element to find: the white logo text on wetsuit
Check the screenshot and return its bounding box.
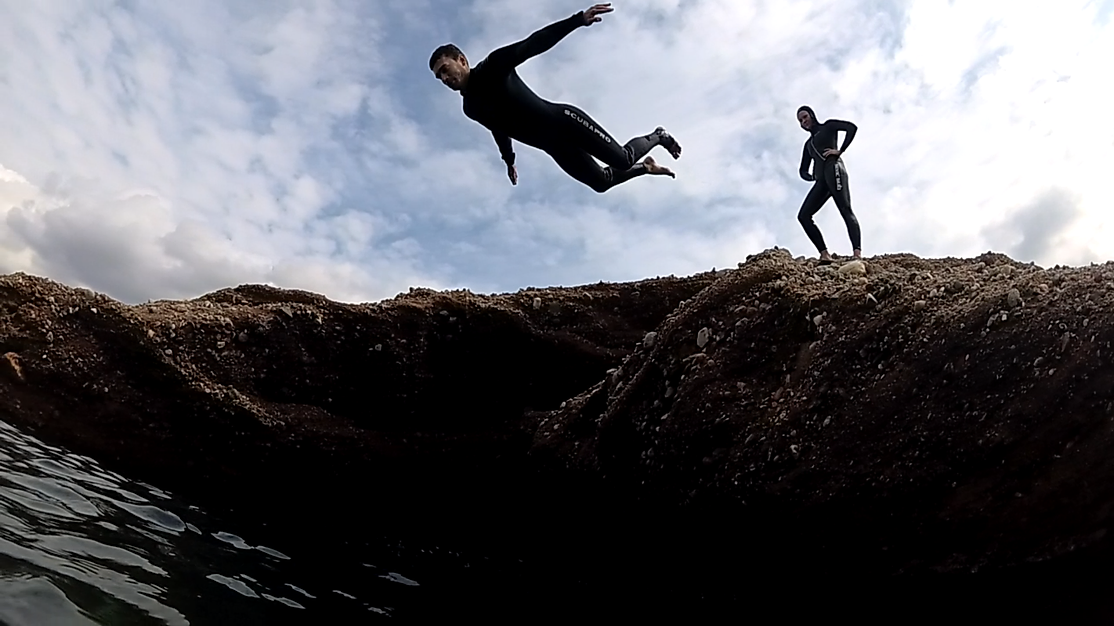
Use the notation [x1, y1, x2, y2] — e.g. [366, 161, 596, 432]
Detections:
[565, 109, 612, 144]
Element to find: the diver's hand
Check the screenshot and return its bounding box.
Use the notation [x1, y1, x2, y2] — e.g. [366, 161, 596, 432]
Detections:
[582, 3, 613, 26]
[508, 164, 518, 185]
[822, 148, 841, 158]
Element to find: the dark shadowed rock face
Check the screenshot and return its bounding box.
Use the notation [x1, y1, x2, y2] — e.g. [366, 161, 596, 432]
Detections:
[0, 271, 716, 542]
[4, 250, 1114, 616]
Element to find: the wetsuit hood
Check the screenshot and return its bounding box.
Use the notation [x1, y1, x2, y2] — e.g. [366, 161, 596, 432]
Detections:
[797, 105, 819, 133]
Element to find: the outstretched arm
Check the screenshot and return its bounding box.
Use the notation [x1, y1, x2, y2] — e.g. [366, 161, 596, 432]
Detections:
[493, 132, 518, 185]
[485, 4, 612, 71]
[493, 131, 514, 166]
[799, 143, 814, 181]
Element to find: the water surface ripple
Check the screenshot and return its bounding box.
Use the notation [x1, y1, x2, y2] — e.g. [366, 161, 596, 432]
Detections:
[0, 419, 425, 624]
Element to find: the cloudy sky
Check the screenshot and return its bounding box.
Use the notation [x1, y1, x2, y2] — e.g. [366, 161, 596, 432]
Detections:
[0, 0, 1111, 304]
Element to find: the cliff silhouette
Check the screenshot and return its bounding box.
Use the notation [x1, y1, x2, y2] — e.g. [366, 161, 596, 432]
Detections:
[2, 248, 1113, 619]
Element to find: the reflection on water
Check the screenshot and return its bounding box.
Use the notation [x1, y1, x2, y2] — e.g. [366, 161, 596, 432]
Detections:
[0, 419, 427, 624]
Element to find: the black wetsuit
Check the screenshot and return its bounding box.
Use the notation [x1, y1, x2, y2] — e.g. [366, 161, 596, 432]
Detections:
[797, 110, 861, 253]
[461, 12, 666, 192]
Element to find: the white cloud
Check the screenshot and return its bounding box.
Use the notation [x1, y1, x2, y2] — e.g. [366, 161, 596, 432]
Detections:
[0, 1, 442, 303]
[0, 0, 1110, 306]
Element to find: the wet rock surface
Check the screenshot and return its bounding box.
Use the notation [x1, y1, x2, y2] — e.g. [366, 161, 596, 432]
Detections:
[3, 250, 1114, 618]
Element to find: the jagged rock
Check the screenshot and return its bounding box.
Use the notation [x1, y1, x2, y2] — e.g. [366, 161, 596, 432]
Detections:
[2, 353, 24, 383]
[838, 260, 867, 276]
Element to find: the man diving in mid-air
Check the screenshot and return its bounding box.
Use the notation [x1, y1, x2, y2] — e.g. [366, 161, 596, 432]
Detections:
[429, 3, 682, 193]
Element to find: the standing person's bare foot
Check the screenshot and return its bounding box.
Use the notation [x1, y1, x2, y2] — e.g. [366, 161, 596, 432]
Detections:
[643, 156, 675, 178]
[853, 248, 863, 260]
[654, 127, 682, 159]
[818, 250, 834, 265]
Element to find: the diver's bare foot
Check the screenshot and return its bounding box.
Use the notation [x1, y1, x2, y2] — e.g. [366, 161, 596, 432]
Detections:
[654, 127, 682, 159]
[643, 156, 675, 178]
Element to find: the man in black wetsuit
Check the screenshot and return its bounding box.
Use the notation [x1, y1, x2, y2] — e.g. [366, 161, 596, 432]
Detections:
[796, 105, 862, 264]
[429, 3, 682, 193]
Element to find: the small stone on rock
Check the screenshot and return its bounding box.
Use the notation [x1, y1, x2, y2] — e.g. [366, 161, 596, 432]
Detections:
[838, 260, 867, 276]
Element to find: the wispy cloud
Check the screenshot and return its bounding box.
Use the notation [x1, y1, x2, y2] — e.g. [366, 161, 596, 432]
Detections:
[0, 0, 1110, 304]
[982, 188, 1089, 265]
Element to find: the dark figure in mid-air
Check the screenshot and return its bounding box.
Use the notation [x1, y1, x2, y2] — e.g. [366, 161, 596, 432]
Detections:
[796, 105, 861, 263]
[429, 3, 682, 193]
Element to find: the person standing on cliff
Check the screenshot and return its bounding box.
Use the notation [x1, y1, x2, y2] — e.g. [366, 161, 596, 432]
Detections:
[429, 3, 683, 193]
[795, 105, 862, 265]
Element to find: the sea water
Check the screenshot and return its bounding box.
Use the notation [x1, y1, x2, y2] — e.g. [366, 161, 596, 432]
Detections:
[0, 418, 448, 624]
